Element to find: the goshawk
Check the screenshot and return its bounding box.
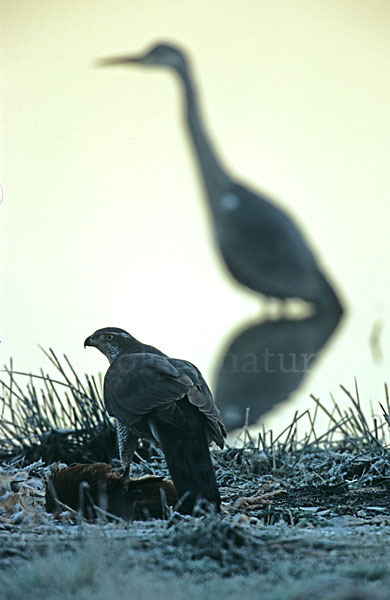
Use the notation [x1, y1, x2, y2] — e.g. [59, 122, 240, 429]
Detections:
[84, 327, 226, 513]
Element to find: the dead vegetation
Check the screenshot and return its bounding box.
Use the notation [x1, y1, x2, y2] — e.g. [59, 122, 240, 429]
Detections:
[1, 353, 390, 598]
[0, 350, 116, 464]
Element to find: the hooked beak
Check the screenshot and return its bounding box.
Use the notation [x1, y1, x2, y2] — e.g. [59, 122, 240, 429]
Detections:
[84, 335, 95, 349]
[96, 54, 144, 68]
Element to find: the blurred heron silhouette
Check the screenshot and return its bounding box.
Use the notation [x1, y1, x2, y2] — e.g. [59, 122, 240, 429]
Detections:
[215, 310, 340, 431]
[99, 43, 343, 318]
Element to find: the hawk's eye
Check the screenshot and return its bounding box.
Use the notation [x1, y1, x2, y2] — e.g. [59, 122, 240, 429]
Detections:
[105, 334, 114, 341]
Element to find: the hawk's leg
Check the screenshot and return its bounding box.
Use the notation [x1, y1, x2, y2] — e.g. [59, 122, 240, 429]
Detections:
[116, 420, 138, 478]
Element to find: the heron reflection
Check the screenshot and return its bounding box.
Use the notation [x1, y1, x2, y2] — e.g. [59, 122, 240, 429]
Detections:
[215, 310, 341, 431]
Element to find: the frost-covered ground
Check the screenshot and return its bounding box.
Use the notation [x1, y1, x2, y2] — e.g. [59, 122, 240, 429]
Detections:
[1, 437, 390, 600]
[1, 520, 390, 600]
[1, 362, 390, 599]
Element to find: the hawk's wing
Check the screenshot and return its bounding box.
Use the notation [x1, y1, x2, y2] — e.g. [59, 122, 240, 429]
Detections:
[104, 352, 225, 447]
[171, 358, 226, 448]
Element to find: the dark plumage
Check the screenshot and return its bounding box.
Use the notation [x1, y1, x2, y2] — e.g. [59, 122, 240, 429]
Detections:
[99, 43, 343, 315]
[45, 462, 178, 520]
[84, 327, 226, 514]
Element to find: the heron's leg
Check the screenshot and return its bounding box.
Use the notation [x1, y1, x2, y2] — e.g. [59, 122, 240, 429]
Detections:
[116, 420, 138, 478]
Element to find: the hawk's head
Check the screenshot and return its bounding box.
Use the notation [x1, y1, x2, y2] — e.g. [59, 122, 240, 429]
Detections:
[84, 327, 135, 363]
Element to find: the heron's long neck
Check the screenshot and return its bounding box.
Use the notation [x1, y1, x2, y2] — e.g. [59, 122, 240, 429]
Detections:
[177, 65, 229, 200]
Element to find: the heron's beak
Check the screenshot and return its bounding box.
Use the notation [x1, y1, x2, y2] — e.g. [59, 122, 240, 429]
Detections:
[96, 54, 144, 68]
[84, 335, 95, 349]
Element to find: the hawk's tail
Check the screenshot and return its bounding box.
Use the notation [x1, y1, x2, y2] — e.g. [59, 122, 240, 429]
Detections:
[155, 400, 221, 514]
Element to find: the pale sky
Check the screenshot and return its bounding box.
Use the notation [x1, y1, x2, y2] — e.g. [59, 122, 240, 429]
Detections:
[1, 1, 390, 433]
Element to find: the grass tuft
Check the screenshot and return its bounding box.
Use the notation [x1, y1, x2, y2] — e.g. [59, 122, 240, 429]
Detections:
[0, 350, 116, 464]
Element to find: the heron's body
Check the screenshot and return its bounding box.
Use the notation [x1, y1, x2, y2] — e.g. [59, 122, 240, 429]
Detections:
[84, 327, 226, 514]
[100, 43, 343, 314]
[210, 181, 325, 301]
